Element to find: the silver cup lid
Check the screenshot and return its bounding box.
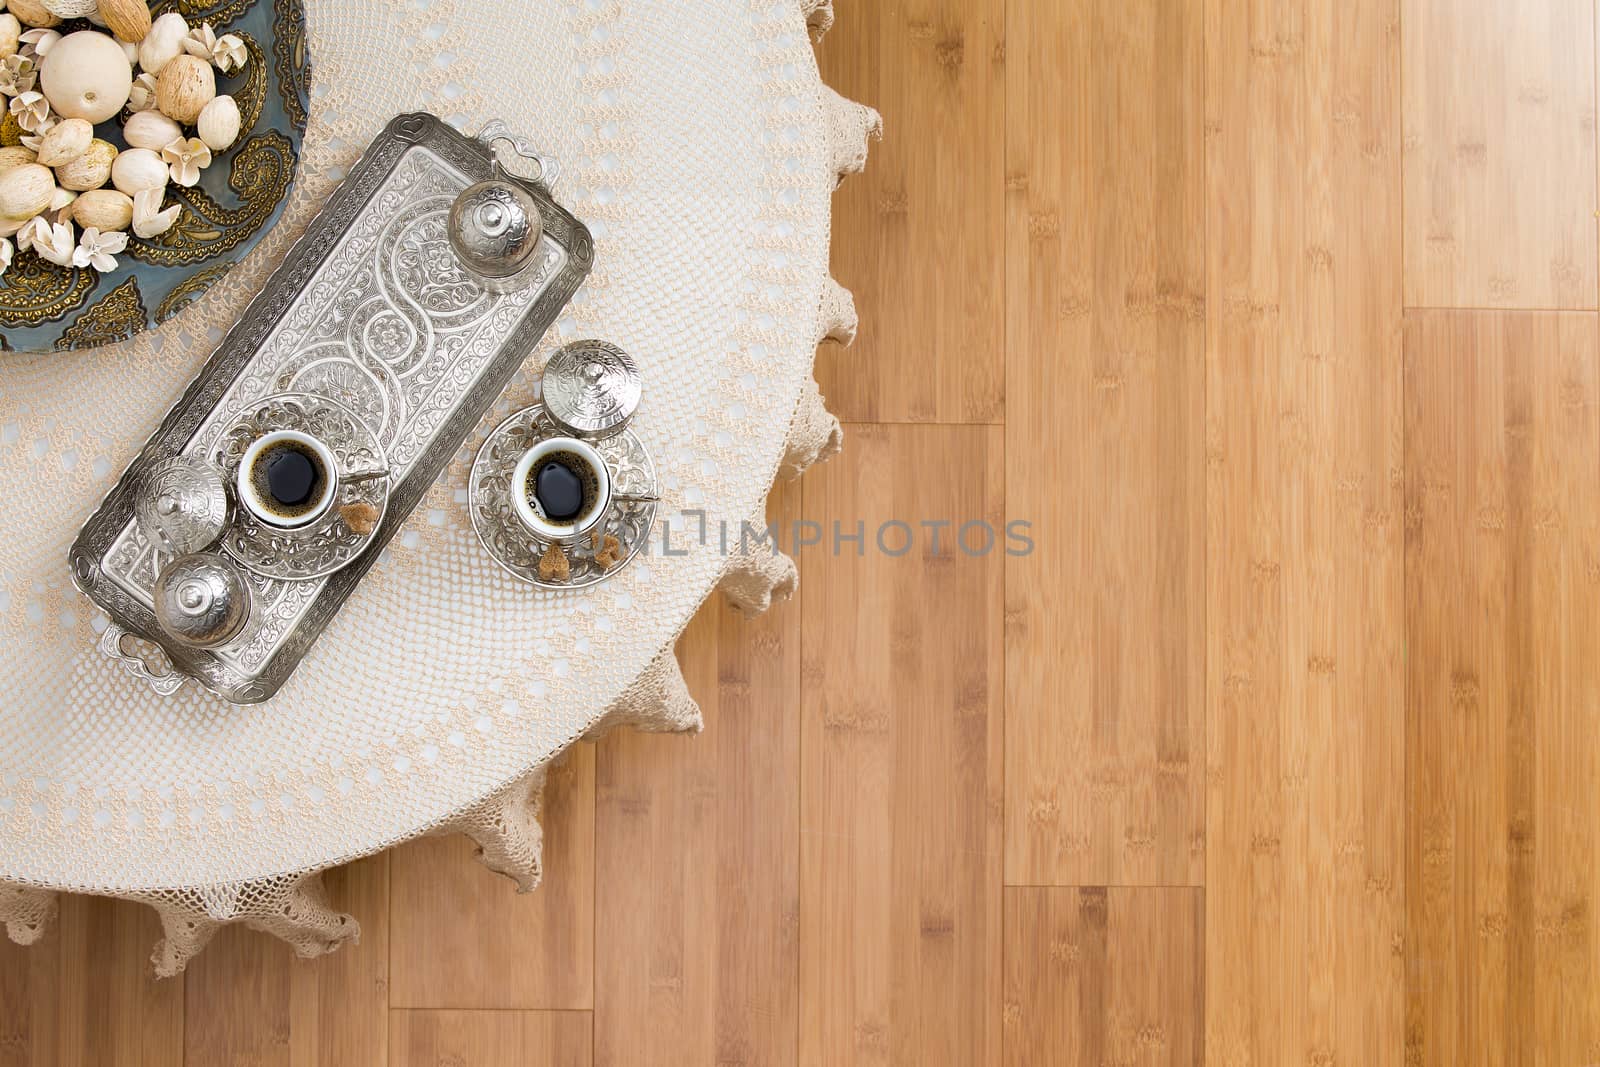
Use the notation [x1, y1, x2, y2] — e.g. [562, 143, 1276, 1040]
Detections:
[540, 340, 642, 437]
[134, 456, 231, 556]
[447, 177, 544, 281]
[153, 552, 252, 649]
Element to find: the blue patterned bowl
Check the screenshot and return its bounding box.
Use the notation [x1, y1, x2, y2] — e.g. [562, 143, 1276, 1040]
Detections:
[0, 0, 308, 353]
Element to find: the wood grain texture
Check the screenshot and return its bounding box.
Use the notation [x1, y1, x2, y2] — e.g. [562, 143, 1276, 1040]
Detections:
[1404, 310, 1600, 1066]
[1003, 887, 1203, 1067]
[814, 0, 1005, 424]
[799, 423, 1004, 1067]
[0, 896, 183, 1067]
[1402, 0, 1597, 309]
[593, 483, 800, 1067]
[184, 854, 388, 1066]
[390, 1010, 591, 1067]
[1003, 0, 1205, 888]
[388, 746, 593, 1010]
[1205, 0, 1407, 1064]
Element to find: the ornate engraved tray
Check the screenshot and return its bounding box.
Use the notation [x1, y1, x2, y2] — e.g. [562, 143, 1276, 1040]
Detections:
[68, 112, 594, 703]
[0, 0, 311, 354]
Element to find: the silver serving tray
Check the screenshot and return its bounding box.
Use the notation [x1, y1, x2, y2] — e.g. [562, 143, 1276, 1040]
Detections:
[69, 112, 594, 704]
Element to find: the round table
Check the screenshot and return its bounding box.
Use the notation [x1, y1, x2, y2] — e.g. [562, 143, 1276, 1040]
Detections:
[0, 0, 875, 974]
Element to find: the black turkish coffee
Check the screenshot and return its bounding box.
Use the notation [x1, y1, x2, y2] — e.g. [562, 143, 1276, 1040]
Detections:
[525, 449, 600, 526]
[249, 439, 330, 521]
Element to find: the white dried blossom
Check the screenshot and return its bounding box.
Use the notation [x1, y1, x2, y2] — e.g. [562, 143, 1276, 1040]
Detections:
[72, 226, 127, 272]
[23, 218, 74, 267]
[161, 135, 210, 187]
[19, 28, 59, 62]
[184, 23, 247, 73]
[8, 90, 49, 133]
[0, 54, 37, 98]
[131, 187, 179, 239]
[0, 238, 12, 278]
[18, 113, 54, 152]
[127, 72, 158, 112]
[14, 215, 48, 252]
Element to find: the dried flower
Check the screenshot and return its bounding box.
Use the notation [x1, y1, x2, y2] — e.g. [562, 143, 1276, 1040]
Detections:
[160, 135, 210, 187]
[127, 72, 157, 112]
[8, 90, 48, 133]
[0, 237, 12, 278]
[131, 186, 179, 238]
[183, 23, 247, 73]
[72, 226, 127, 272]
[17, 113, 53, 152]
[19, 29, 60, 62]
[15, 214, 49, 252]
[0, 55, 37, 98]
[23, 218, 75, 267]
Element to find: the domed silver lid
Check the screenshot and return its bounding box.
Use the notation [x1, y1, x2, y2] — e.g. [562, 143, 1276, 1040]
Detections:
[447, 177, 545, 283]
[134, 456, 231, 556]
[153, 553, 252, 649]
[541, 340, 642, 437]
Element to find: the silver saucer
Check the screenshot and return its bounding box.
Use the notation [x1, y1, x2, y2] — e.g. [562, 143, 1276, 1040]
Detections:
[210, 392, 390, 581]
[469, 403, 657, 589]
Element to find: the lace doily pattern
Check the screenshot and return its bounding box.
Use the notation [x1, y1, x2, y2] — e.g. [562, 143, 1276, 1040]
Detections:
[0, 0, 877, 972]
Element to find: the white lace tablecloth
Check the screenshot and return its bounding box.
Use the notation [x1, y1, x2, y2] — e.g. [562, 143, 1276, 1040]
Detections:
[0, 0, 875, 973]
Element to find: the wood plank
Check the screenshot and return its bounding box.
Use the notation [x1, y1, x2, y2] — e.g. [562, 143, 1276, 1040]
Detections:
[1404, 310, 1600, 1066]
[1205, 0, 1406, 1063]
[1402, 0, 1597, 309]
[798, 423, 1003, 1066]
[184, 853, 388, 1066]
[390, 1009, 591, 1067]
[814, 0, 1005, 424]
[1002, 0, 1205, 887]
[1002, 887, 1203, 1067]
[593, 484, 800, 1067]
[0, 895, 183, 1067]
[389, 745, 594, 1010]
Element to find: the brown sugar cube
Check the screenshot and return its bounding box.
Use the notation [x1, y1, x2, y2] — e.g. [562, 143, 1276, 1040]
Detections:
[538, 543, 570, 582]
[592, 532, 622, 569]
[339, 502, 380, 536]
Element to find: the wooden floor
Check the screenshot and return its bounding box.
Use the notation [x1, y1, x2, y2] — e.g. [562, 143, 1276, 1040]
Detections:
[6, 0, 1600, 1062]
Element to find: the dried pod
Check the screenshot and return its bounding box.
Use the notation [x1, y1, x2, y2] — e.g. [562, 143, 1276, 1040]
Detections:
[0, 15, 20, 60]
[6, 0, 61, 30]
[122, 107, 178, 150]
[0, 144, 36, 172]
[115, 36, 136, 65]
[0, 111, 21, 147]
[96, 0, 150, 43]
[0, 160, 54, 219]
[195, 92, 237, 151]
[71, 187, 131, 231]
[154, 52, 210, 124]
[33, 113, 87, 165]
[41, 0, 98, 19]
[39, 30, 131, 123]
[108, 143, 162, 193]
[136, 11, 184, 74]
[54, 135, 114, 190]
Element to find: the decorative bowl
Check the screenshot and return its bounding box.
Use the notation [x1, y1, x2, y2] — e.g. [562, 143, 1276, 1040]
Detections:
[0, 0, 308, 353]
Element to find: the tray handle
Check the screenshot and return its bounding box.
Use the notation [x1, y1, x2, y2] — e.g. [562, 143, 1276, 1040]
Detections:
[97, 624, 188, 697]
[477, 119, 560, 189]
